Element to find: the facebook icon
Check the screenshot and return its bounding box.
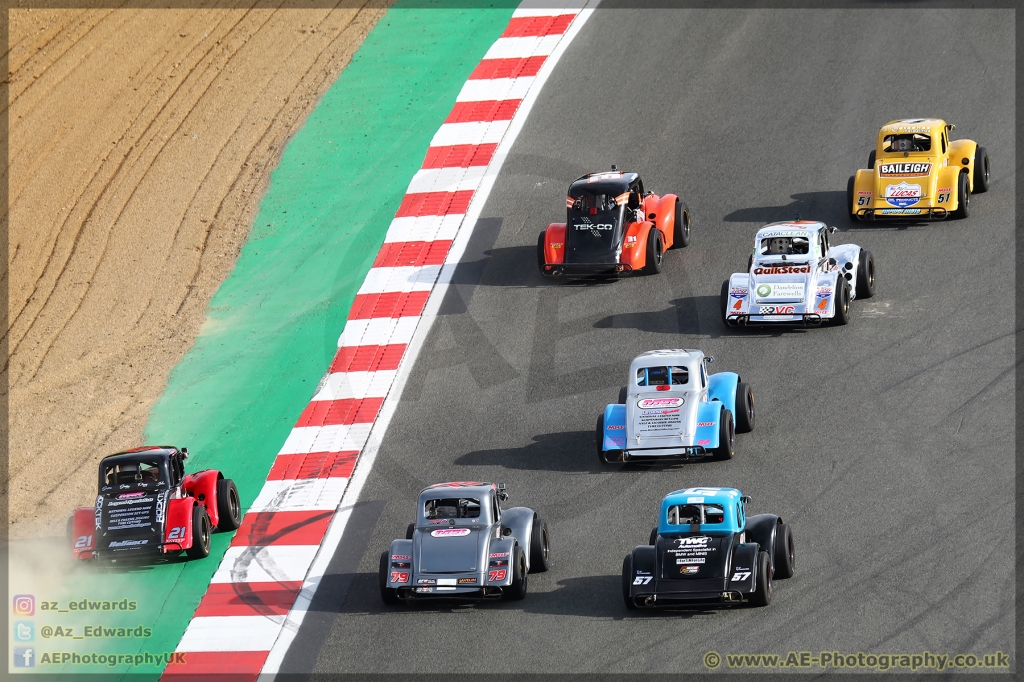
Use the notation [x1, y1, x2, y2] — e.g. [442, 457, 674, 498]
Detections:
[13, 646, 35, 668]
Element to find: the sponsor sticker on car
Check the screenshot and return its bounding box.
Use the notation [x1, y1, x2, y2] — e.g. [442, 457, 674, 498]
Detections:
[878, 162, 931, 177]
[884, 181, 922, 207]
[880, 208, 922, 214]
[637, 397, 684, 409]
[686, 496, 705, 503]
[755, 282, 804, 300]
[752, 265, 811, 275]
[489, 552, 509, 558]
[430, 528, 471, 537]
[758, 305, 796, 315]
[696, 422, 714, 428]
[679, 565, 700, 575]
[458, 578, 477, 584]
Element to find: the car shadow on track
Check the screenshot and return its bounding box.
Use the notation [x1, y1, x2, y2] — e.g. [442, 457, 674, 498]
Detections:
[455, 431, 604, 473]
[592, 296, 820, 338]
[450, 243, 627, 290]
[723, 190, 925, 233]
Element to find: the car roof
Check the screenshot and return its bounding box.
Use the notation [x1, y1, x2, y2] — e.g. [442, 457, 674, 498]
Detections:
[879, 118, 946, 135]
[755, 221, 823, 239]
[568, 170, 637, 196]
[103, 446, 177, 463]
[631, 349, 703, 369]
[419, 482, 495, 498]
[662, 487, 742, 507]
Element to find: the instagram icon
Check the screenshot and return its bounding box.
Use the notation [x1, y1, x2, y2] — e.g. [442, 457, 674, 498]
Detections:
[13, 595, 35, 616]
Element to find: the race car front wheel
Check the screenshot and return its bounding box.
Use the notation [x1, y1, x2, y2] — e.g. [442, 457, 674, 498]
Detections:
[529, 516, 550, 573]
[773, 523, 795, 579]
[672, 199, 690, 248]
[952, 171, 971, 219]
[505, 545, 528, 600]
[186, 506, 211, 560]
[216, 478, 241, 531]
[748, 550, 772, 607]
[378, 551, 400, 605]
[973, 146, 990, 193]
[855, 249, 875, 299]
[712, 408, 735, 460]
[643, 228, 663, 275]
[735, 382, 754, 433]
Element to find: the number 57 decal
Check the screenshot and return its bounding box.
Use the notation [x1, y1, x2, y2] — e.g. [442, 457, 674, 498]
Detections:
[632, 576, 652, 585]
[731, 571, 751, 582]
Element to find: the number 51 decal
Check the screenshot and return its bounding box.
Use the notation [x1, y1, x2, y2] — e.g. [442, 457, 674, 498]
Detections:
[632, 576, 652, 585]
[731, 571, 751, 582]
[937, 192, 951, 203]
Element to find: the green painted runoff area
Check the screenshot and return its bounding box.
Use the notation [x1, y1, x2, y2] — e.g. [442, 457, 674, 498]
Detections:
[26, 2, 517, 676]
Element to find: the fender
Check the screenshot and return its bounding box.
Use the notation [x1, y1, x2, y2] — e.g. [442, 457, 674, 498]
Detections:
[695, 401, 724, 449]
[543, 223, 566, 265]
[707, 371, 739, 418]
[628, 544, 658, 599]
[744, 513, 781, 563]
[485, 537, 517, 586]
[602, 403, 626, 451]
[621, 221, 654, 271]
[71, 507, 97, 560]
[729, 542, 760, 595]
[948, 139, 978, 192]
[499, 507, 534, 572]
[165, 497, 196, 551]
[827, 243, 860, 299]
[813, 271, 840, 317]
[935, 165, 963, 208]
[727, 273, 750, 315]
[387, 539, 413, 587]
[183, 469, 220, 527]
[653, 193, 678, 249]
[852, 169, 874, 211]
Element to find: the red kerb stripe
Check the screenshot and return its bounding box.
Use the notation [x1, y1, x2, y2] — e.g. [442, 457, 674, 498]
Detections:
[296, 397, 384, 427]
[267, 451, 359, 480]
[422, 144, 497, 169]
[373, 240, 452, 268]
[161, 650, 269, 681]
[395, 190, 474, 218]
[470, 57, 546, 80]
[329, 344, 406, 373]
[193, 582, 303, 618]
[445, 99, 521, 123]
[501, 14, 574, 38]
[230, 510, 334, 546]
[348, 291, 430, 320]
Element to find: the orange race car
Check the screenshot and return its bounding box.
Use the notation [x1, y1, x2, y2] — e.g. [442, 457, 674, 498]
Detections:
[537, 168, 690, 278]
[848, 118, 990, 221]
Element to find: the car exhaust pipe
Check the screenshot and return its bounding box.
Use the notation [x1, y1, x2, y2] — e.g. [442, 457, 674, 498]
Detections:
[551, 268, 563, 277]
[644, 595, 656, 606]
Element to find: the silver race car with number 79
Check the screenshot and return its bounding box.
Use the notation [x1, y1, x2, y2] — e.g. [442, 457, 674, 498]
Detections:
[721, 220, 875, 326]
[379, 482, 550, 603]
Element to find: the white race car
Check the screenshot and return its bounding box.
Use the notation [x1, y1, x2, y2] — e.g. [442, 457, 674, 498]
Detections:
[721, 220, 875, 326]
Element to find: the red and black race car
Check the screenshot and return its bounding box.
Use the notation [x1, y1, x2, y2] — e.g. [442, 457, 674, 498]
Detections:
[537, 168, 690, 278]
[68, 446, 241, 563]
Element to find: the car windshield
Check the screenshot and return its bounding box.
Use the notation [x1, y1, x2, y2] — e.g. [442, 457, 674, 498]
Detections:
[759, 235, 809, 256]
[882, 133, 931, 153]
[424, 497, 481, 519]
[102, 459, 165, 487]
[667, 504, 725, 525]
[636, 366, 689, 386]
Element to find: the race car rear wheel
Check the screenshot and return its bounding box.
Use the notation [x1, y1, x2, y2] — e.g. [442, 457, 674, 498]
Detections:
[952, 170, 971, 219]
[672, 199, 690, 248]
[536, 231, 553, 277]
[748, 550, 772, 607]
[622, 555, 638, 610]
[773, 523, 796, 579]
[846, 175, 858, 222]
[379, 551, 400, 605]
[720, 280, 731, 325]
[406, 523, 415, 539]
[643, 228, 663, 275]
[596, 413, 622, 465]
[504, 545, 528, 600]
[712, 408, 735, 460]
[649, 527, 658, 546]
[735, 382, 754, 433]
[216, 478, 241, 531]
[867, 149, 876, 169]
[973, 146, 990, 193]
[855, 249, 875, 299]
[529, 515, 550, 573]
[617, 386, 627, 404]
[186, 506, 211, 560]
[66, 515, 75, 544]
[832, 280, 850, 326]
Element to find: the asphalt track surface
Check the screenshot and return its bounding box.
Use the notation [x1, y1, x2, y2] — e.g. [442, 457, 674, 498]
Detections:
[295, 8, 1015, 675]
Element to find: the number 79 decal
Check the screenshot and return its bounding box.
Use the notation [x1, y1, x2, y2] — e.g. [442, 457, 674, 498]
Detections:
[632, 576, 652, 585]
[731, 571, 751, 582]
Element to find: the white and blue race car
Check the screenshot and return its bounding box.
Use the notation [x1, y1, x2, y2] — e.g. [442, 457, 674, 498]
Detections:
[596, 350, 754, 464]
[721, 220, 875, 326]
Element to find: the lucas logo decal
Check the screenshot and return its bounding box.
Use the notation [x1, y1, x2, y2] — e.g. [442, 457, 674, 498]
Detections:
[884, 182, 922, 207]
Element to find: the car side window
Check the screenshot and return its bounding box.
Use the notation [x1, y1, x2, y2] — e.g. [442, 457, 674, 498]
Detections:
[700, 364, 707, 388]
[491, 492, 500, 523]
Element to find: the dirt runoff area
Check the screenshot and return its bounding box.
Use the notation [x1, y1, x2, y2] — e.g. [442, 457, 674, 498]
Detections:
[6, 3, 390, 539]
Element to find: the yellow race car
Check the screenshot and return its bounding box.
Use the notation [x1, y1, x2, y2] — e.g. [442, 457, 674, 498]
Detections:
[848, 118, 989, 221]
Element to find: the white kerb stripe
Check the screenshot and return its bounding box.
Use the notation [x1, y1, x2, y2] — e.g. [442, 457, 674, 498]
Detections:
[383, 214, 465, 244]
[278, 423, 373, 456]
[337, 317, 420, 348]
[483, 35, 562, 60]
[406, 166, 487, 194]
[456, 77, 535, 103]
[177, 615, 285, 652]
[430, 120, 511, 148]
[211, 545, 320, 584]
[248, 478, 349, 513]
[312, 370, 397, 401]
[356, 265, 442, 295]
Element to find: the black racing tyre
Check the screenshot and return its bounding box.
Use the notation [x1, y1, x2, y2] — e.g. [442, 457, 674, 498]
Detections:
[649, 527, 658, 546]
[952, 170, 971, 219]
[529, 516, 550, 573]
[216, 478, 241, 531]
[405, 523, 415, 540]
[622, 555, 637, 610]
[855, 248, 875, 299]
[643, 228, 663, 275]
[720, 280, 730, 323]
[735, 381, 755, 433]
[66, 515, 75, 544]
[379, 551, 400, 605]
[846, 175, 858, 222]
[748, 550, 772, 607]
[536, 231, 550, 275]
[867, 149, 876, 169]
[773, 523, 796, 579]
[617, 385, 627, 404]
[712, 408, 735, 460]
[973, 146, 990, 193]
[505, 545, 528, 600]
[672, 200, 690, 248]
[596, 413, 622, 465]
[832, 279, 850, 326]
[185, 505, 211, 560]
